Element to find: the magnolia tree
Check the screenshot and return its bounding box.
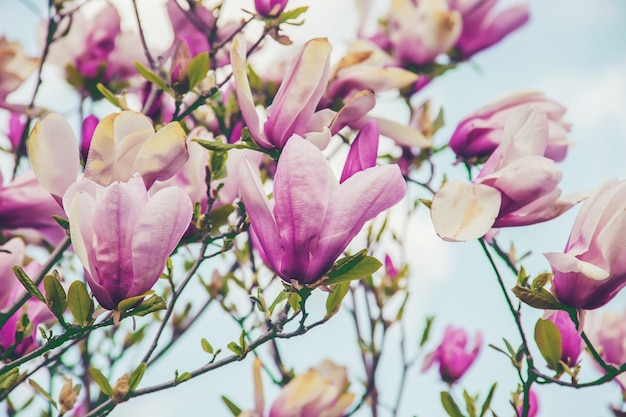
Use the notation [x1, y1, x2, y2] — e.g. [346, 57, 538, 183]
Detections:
[0, 0, 625, 416]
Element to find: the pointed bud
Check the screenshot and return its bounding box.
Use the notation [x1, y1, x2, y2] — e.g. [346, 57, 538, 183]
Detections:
[112, 373, 130, 403]
[59, 379, 80, 414]
[81, 115, 99, 162]
[170, 38, 192, 94]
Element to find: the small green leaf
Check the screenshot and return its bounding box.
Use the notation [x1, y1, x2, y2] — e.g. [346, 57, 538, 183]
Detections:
[52, 215, 69, 229]
[227, 342, 243, 358]
[325, 282, 350, 318]
[221, 395, 242, 416]
[117, 290, 155, 314]
[0, 368, 19, 391]
[287, 291, 301, 313]
[28, 379, 57, 409]
[268, 291, 288, 315]
[511, 286, 565, 310]
[68, 280, 93, 326]
[175, 371, 191, 384]
[201, 338, 214, 354]
[129, 363, 146, 392]
[441, 391, 464, 417]
[324, 250, 382, 285]
[209, 149, 229, 182]
[89, 367, 113, 397]
[134, 61, 169, 91]
[126, 294, 167, 317]
[419, 198, 432, 209]
[517, 266, 529, 287]
[531, 273, 552, 290]
[96, 83, 121, 108]
[188, 52, 210, 90]
[278, 6, 308, 23]
[12, 266, 45, 302]
[43, 274, 67, 319]
[463, 390, 477, 417]
[479, 383, 497, 417]
[208, 204, 235, 233]
[419, 316, 435, 347]
[432, 107, 445, 135]
[193, 138, 257, 152]
[535, 318, 562, 370]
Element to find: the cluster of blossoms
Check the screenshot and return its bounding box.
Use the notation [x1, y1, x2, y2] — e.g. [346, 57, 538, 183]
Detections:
[0, 0, 624, 416]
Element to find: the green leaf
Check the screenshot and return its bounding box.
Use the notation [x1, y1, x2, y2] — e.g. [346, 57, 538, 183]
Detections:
[96, 83, 121, 108]
[126, 294, 167, 317]
[441, 391, 465, 417]
[480, 383, 497, 417]
[227, 342, 243, 358]
[419, 198, 432, 209]
[222, 395, 242, 416]
[0, 368, 19, 391]
[419, 316, 435, 347]
[188, 52, 210, 90]
[52, 215, 69, 230]
[89, 367, 113, 397]
[43, 274, 67, 319]
[278, 6, 308, 23]
[208, 204, 235, 233]
[325, 282, 350, 318]
[511, 286, 565, 310]
[201, 338, 214, 354]
[517, 265, 529, 287]
[193, 138, 257, 152]
[287, 291, 302, 313]
[117, 290, 155, 313]
[268, 291, 288, 315]
[531, 273, 552, 290]
[28, 379, 58, 409]
[534, 318, 562, 370]
[210, 148, 229, 182]
[129, 363, 146, 392]
[324, 250, 382, 285]
[463, 390, 477, 417]
[67, 280, 93, 326]
[134, 61, 169, 91]
[432, 107, 445, 135]
[12, 266, 45, 302]
[175, 371, 191, 384]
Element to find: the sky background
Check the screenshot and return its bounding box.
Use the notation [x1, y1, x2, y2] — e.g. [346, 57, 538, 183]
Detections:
[2, 0, 626, 416]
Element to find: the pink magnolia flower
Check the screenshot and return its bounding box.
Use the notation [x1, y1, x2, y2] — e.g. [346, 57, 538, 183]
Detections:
[423, 325, 482, 384]
[546, 310, 583, 368]
[516, 390, 539, 417]
[269, 360, 355, 417]
[448, 0, 530, 59]
[239, 134, 405, 285]
[546, 179, 626, 310]
[0, 238, 54, 357]
[0, 170, 66, 245]
[431, 106, 581, 241]
[46, 3, 143, 89]
[7, 112, 27, 150]
[254, 0, 288, 17]
[386, 0, 462, 66]
[0, 37, 38, 100]
[589, 309, 626, 388]
[29, 111, 188, 201]
[64, 174, 193, 310]
[449, 91, 571, 162]
[231, 36, 333, 150]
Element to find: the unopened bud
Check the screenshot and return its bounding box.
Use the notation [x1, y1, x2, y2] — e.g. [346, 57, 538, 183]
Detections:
[112, 373, 130, 403]
[170, 39, 191, 94]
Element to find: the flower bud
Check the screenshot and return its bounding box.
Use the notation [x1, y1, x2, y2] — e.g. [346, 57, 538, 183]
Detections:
[170, 38, 191, 94]
[112, 373, 129, 404]
[546, 310, 583, 368]
[254, 0, 288, 17]
[59, 379, 80, 414]
[80, 115, 99, 163]
[516, 390, 539, 417]
[423, 325, 481, 384]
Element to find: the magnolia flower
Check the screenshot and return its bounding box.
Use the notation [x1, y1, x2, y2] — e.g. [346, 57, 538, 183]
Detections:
[431, 106, 580, 241]
[589, 309, 626, 388]
[269, 360, 355, 417]
[64, 174, 193, 310]
[546, 310, 583, 368]
[254, 0, 288, 17]
[546, 179, 626, 309]
[340, 119, 379, 183]
[0, 170, 66, 245]
[29, 111, 188, 201]
[449, 90, 571, 162]
[6, 112, 27, 150]
[448, 0, 529, 59]
[0, 36, 38, 99]
[0, 238, 54, 357]
[423, 325, 482, 383]
[231, 36, 333, 150]
[386, 0, 462, 66]
[239, 134, 405, 284]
